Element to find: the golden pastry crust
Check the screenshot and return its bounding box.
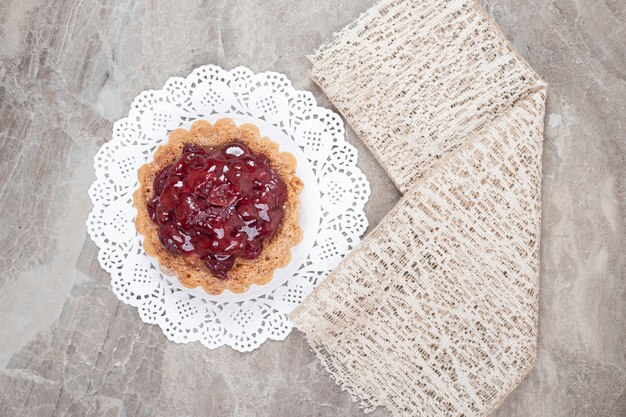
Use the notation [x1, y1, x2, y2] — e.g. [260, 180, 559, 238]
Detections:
[134, 118, 303, 295]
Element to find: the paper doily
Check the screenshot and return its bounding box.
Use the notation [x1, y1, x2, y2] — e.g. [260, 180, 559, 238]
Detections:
[86, 65, 370, 351]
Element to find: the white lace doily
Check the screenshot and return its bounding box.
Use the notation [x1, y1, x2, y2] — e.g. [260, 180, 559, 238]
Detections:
[86, 65, 370, 351]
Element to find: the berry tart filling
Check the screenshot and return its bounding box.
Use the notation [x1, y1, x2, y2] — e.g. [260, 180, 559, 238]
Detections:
[134, 119, 302, 295]
[146, 143, 288, 279]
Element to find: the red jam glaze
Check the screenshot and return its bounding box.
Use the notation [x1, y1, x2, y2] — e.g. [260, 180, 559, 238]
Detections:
[147, 143, 288, 279]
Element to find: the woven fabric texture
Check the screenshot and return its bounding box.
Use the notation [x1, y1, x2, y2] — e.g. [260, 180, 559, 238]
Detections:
[289, 0, 547, 416]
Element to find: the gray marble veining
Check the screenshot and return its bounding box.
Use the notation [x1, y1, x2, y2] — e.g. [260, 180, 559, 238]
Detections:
[0, 0, 624, 416]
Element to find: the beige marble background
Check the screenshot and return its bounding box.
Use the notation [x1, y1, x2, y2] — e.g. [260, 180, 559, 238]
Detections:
[0, 0, 624, 416]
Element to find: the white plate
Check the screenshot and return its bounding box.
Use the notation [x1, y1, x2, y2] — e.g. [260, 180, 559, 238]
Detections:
[87, 65, 370, 351]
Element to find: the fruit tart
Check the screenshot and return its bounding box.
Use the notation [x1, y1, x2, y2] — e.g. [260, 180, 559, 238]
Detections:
[134, 118, 303, 295]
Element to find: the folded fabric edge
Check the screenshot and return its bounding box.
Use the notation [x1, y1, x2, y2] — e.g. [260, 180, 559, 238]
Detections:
[288, 85, 548, 316]
[307, 0, 547, 195]
[290, 86, 547, 416]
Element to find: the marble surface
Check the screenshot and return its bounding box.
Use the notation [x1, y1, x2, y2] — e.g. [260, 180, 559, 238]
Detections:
[0, 0, 624, 415]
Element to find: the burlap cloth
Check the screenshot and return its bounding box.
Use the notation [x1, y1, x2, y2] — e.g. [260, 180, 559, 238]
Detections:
[289, 0, 547, 416]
